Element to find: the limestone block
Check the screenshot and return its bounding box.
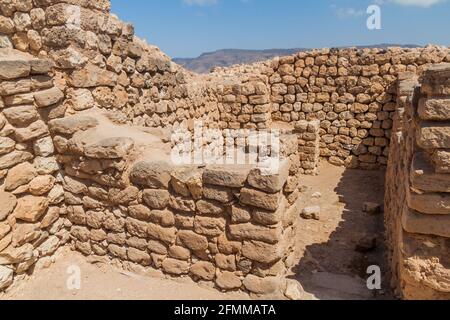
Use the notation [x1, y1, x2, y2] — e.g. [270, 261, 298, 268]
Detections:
[417, 122, 450, 149]
[411, 153, 450, 193]
[13, 195, 49, 223]
[408, 192, 450, 215]
[48, 115, 98, 135]
[403, 210, 450, 238]
[229, 223, 282, 244]
[130, 161, 172, 189]
[418, 97, 450, 121]
[240, 188, 281, 211]
[0, 191, 16, 222]
[247, 159, 290, 193]
[203, 165, 250, 188]
[177, 230, 208, 252]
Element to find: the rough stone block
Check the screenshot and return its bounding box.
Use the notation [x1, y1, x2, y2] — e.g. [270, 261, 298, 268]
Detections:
[411, 153, 450, 193]
[418, 97, 450, 121]
[240, 188, 281, 211]
[247, 158, 290, 193]
[203, 165, 250, 188]
[130, 161, 172, 189]
[403, 210, 450, 238]
[417, 122, 450, 149]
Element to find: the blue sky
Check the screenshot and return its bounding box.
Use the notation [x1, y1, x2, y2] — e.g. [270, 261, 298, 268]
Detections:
[111, 0, 450, 58]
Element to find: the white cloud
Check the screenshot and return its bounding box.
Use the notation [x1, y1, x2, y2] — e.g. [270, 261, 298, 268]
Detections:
[182, 0, 218, 6]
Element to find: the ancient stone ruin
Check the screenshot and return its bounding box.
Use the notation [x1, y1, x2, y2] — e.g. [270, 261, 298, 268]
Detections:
[0, 0, 449, 299]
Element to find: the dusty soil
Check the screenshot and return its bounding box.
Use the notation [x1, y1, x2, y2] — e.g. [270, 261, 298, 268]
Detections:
[290, 162, 392, 300]
[1, 162, 391, 300]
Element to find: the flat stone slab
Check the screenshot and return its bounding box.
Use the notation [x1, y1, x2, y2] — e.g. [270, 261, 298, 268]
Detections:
[411, 152, 450, 193]
[403, 210, 450, 238]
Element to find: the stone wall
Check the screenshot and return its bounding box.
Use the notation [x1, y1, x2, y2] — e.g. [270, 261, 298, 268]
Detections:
[214, 47, 450, 170]
[42, 109, 302, 298]
[385, 64, 450, 300]
[0, 50, 67, 291]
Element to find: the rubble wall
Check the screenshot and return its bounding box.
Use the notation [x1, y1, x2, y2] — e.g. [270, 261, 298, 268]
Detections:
[0, 50, 68, 291]
[214, 47, 450, 169]
[385, 64, 450, 300]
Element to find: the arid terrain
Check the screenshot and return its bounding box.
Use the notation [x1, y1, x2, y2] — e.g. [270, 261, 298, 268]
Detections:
[1, 163, 388, 300]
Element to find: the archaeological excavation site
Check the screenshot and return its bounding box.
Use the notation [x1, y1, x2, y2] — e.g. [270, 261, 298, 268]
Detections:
[0, 0, 449, 301]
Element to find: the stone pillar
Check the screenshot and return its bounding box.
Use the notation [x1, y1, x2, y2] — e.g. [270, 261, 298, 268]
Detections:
[294, 120, 320, 175]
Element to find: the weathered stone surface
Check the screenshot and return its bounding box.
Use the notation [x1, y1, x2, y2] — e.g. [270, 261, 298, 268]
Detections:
[0, 266, 13, 291]
[301, 206, 321, 220]
[431, 149, 450, 173]
[162, 258, 189, 275]
[0, 243, 34, 265]
[0, 137, 15, 155]
[418, 97, 450, 121]
[190, 261, 215, 281]
[230, 204, 252, 223]
[194, 216, 226, 237]
[403, 210, 450, 238]
[0, 55, 30, 80]
[13, 195, 49, 223]
[14, 120, 49, 142]
[33, 136, 55, 157]
[0, 151, 33, 170]
[169, 245, 190, 261]
[126, 217, 148, 238]
[169, 196, 196, 213]
[243, 274, 281, 295]
[196, 199, 225, 216]
[229, 223, 282, 244]
[177, 230, 208, 252]
[127, 248, 151, 265]
[411, 153, 450, 193]
[4, 162, 37, 191]
[48, 115, 98, 135]
[203, 165, 250, 188]
[242, 240, 283, 264]
[12, 223, 41, 247]
[203, 185, 234, 204]
[2, 105, 38, 126]
[0, 191, 16, 222]
[240, 188, 281, 211]
[142, 189, 170, 209]
[417, 122, 450, 149]
[70, 64, 118, 88]
[247, 159, 290, 193]
[130, 161, 172, 189]
[84, 137, 134, 159]
[34, 87, 64, 108]
[216, 271, 242, 290]
[407, 192, 450, 215]
[147, 223, 176, 244]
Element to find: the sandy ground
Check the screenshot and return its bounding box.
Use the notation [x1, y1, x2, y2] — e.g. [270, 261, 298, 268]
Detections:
[1, 162, 391, 300]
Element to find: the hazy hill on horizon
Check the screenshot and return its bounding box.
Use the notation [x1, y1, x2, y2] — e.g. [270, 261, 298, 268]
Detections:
[174, 44, 421, 74]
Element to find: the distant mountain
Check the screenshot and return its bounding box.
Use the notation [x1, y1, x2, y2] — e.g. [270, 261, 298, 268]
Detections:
[174, 45, 421, 74]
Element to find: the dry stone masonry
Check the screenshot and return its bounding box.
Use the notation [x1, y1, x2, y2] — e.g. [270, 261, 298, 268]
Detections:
[0, 0, 449, 299]
[385, 64, 450, 299]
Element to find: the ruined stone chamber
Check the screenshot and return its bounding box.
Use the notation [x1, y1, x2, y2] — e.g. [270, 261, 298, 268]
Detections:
[1, 0, 450, 299]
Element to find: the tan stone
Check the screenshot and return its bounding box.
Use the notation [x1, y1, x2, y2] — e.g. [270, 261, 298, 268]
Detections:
[216, 271, 242, 290]
[13, 195, 49, 223]
[403, 210, 450, 238]
[240, 188, 281, 211]
[229, 223, 282, 244]
[243, 274, 281, 295]
[4, 162, 37, 191]
[177, 230, 208, 252]
[28, 175, 56, 196]
[142, 189, 170, 209]
[0, 191, 17, 221]
[242, 240, 283, 264]
[190, 261, 215, 281]
[162, 258, 189, 275]
[203, 165, 250, 188]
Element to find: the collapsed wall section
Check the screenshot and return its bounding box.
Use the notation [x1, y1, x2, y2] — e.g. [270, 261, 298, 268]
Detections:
[385, 64, 450, 300]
